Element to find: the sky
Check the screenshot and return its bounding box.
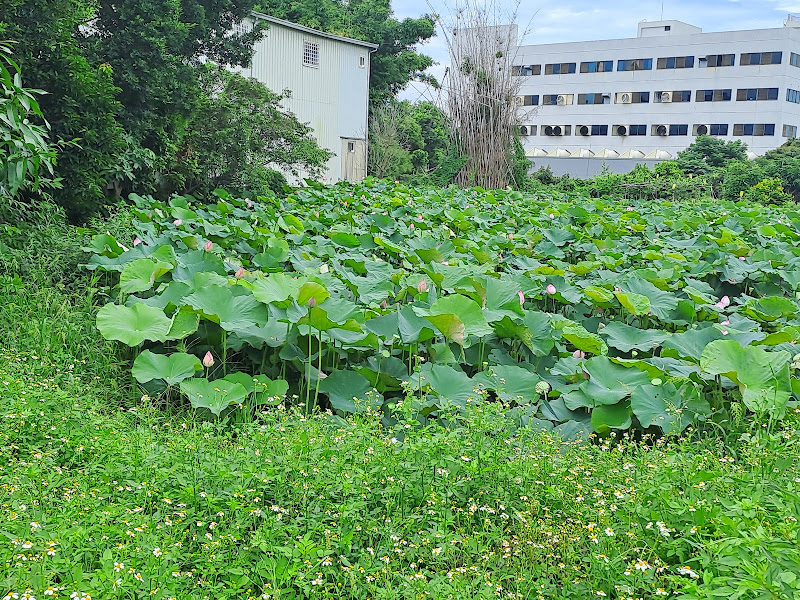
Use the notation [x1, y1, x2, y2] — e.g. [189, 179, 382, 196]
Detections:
[393, 0, 800, 102]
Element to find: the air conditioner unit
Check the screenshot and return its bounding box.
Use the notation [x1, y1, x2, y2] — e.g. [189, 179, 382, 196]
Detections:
[695, 124, 709, 136]
[655, 125, 668, 136]
[544, 125, 563, 137]
[661, 91, 672, 103]
[519, 125, 530, 136]
[615, 125, 628, 137]
[514, 96, 524, 106]
[619, 92, 632, 104]
[578, 125, 590, 136]
[556, 94, 568, 106]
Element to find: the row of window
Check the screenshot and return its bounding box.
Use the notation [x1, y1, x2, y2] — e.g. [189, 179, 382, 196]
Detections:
[519, 123, 788, 137]
[516, 87, 792, 106]
[512, 51, 789, 76]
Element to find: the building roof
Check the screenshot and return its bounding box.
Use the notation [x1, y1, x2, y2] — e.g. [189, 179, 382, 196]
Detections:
[250, 12, 379, 49]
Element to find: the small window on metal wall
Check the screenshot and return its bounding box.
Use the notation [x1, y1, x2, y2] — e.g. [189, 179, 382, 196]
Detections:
[359, 56, 365, 68]
[303, 41, 320, 67]
[347, 142, 355, 152]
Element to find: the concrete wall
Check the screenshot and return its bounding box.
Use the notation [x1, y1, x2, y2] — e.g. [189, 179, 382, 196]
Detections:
[529, 157, 665, 178]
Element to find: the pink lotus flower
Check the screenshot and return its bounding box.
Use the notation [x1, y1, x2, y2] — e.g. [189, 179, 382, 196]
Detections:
[739, 256, 746, 261]
[721, 320, 730, 325]
[235, 268, 244, 279]
[380, 299, 387, 309]
[173, 219, 182, 226]
[545, 284, 557, 295]
[409, 223, 415, 230]
[518, 291, 525, 305]
[721, 329, 729, 335]
[549, 213, 555, 219]
[417, 279, 428, 293]
[573, 350, 586, 359]
[718, 295, 731, 309]
[204, 240, 213, 251]
[202, 351, 214, 368]
[133, 237, 142, 246]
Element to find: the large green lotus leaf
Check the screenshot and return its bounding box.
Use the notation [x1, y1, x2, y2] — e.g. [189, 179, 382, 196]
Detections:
[119, 258, 173, 293]
[590, 401, 631, 434]
[231, 319, 289, 348]
[364, 311, 399, 340]
[743, 296, 799, 322]
[631, 382, 711, 434]
[251, 273, 305, 305]
[172, 250, 226, 282]
[138, 281, 192, 311]
[558, 320, 608, 356]
[473, 365, 540, 404]
[661, 326, 725, 362]
[297, 282, 330, 306]
[600, 322, 668, 352]
[183, 284, 268, 330]
[96, 303, 171, 346]
[482, 277, 525, 320]
[415, 294, 493, 345]
[700, 340, 791, 416]
[621, 279, 679, 319]
[222, 373, 289, 405]
[578, 356, 651, 407]
[83, 233, 126, 257]
[132, 350, 201, 385]
[493, 316, 533, 351]
[329, 231, 361, 248]
[298, 306, 362, 332]
[318, 370, 380, 413]
[165, 306, 200, 340]
[417, 363, 478, 408]
[541, 228, 575, 247]
[351, 274, 394, 305]
[180, 378, 248, 416]
[523, 311, 556, 356]
[614, 291, 651, 316]
[253, 238, 290, 270]
[583, 285, 616, 306]
[84, 246, 149, 272]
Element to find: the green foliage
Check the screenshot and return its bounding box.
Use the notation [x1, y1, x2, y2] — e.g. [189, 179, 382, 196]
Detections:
[676, 135, 748, 175]
[721, 160, 766, 201]
[256, 0, 436, 103]
[756, 137, 800, 200]
[743, 177, 794, 206]
[84, 181, 800, 436]
[177, 66, 331, 196]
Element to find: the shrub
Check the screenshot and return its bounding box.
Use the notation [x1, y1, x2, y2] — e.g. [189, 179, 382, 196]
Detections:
[721, 160, 765, 201]
[743, 177, 794, 205]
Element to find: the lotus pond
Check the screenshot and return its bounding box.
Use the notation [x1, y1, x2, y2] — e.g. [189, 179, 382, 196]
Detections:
[86, 180, 800, 435]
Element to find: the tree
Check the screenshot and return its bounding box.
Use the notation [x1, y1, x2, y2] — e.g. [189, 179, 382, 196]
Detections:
[721, 161, 765, 201]
[756, 138, 800, 200]
[676, 135, 748, 175]
[255, 0, 435, 103]
[0, 43, 59, 201]
[177, 66, 332, 196]
[1, 0, 126, 220]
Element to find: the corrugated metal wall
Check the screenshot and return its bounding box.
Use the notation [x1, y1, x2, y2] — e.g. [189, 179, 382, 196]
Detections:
[242, 19, 371, 182]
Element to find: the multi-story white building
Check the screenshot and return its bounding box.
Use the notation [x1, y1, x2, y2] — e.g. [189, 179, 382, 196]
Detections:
[235, 13, 377, 182]
[514, 17, 800, 176]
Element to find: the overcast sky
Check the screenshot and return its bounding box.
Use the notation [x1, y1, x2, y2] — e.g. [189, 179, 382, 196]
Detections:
[394, 0, 800, 101]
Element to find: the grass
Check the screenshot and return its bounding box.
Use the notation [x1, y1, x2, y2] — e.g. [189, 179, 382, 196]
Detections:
[1, 275, 799, 600]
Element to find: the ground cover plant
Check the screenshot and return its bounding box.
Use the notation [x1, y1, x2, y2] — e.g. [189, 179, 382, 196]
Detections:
[86, 180, 800, 437]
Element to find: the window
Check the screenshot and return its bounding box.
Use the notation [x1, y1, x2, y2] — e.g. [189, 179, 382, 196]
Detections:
[740, 51, 782, 65]
[580, 60, 613, 73]
[710, 124, 729, 136]
[665, 25, 671, 31]
[701, 54, 735, 67]
[655, 90, 691, 102]
[696, 89, 732, 102]
[733, 123, 776, 136]
[615, 91, 649, 103]
[512, 64, 541, 76]
[544, 62, 576, 75]
[669, 124, 688, 136]
[542, 94, 573, 105]
[736, 88, 779, 101]
[359, 56, 365, 68]
[617, 58, 653, 71]
[303, 41, 320, 67]
[515, 95, 539, 106]
[792, 52, 800, 67]
[657, 56, 694, 69]
[783, 124, 798, 138]
[788, 89, 800, 103]
[347, 142, 355, 152]
[578, 124, 609, 136]
[577, 93, 610, 105]
[629, 125, 647, 136]
[232, 20, 253, 35]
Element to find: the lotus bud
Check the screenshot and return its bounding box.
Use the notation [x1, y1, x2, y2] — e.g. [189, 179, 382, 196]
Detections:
[380, 299, 387, 309]
[133, 236, 142, 246]
[739, 256, 746, 261]
[409, 223, 415, 230]
[235, 267, 244, 279]
[545, 284, 557, 295]
[549, 213, 555, 219]
[417, 279, 428, 293]
[202, 351, 214, 368]
[204, 240, 213, 251]
[573, 350, 586, 359]
[508, 233, 513, 240]
[518, 290, 525, 306]
[308, 296, 316, 308]
[173, 219, 182, 226]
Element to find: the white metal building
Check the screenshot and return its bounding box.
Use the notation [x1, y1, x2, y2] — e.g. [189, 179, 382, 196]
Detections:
[513, 17, 800, 176]
[235, 13, 377, 182]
